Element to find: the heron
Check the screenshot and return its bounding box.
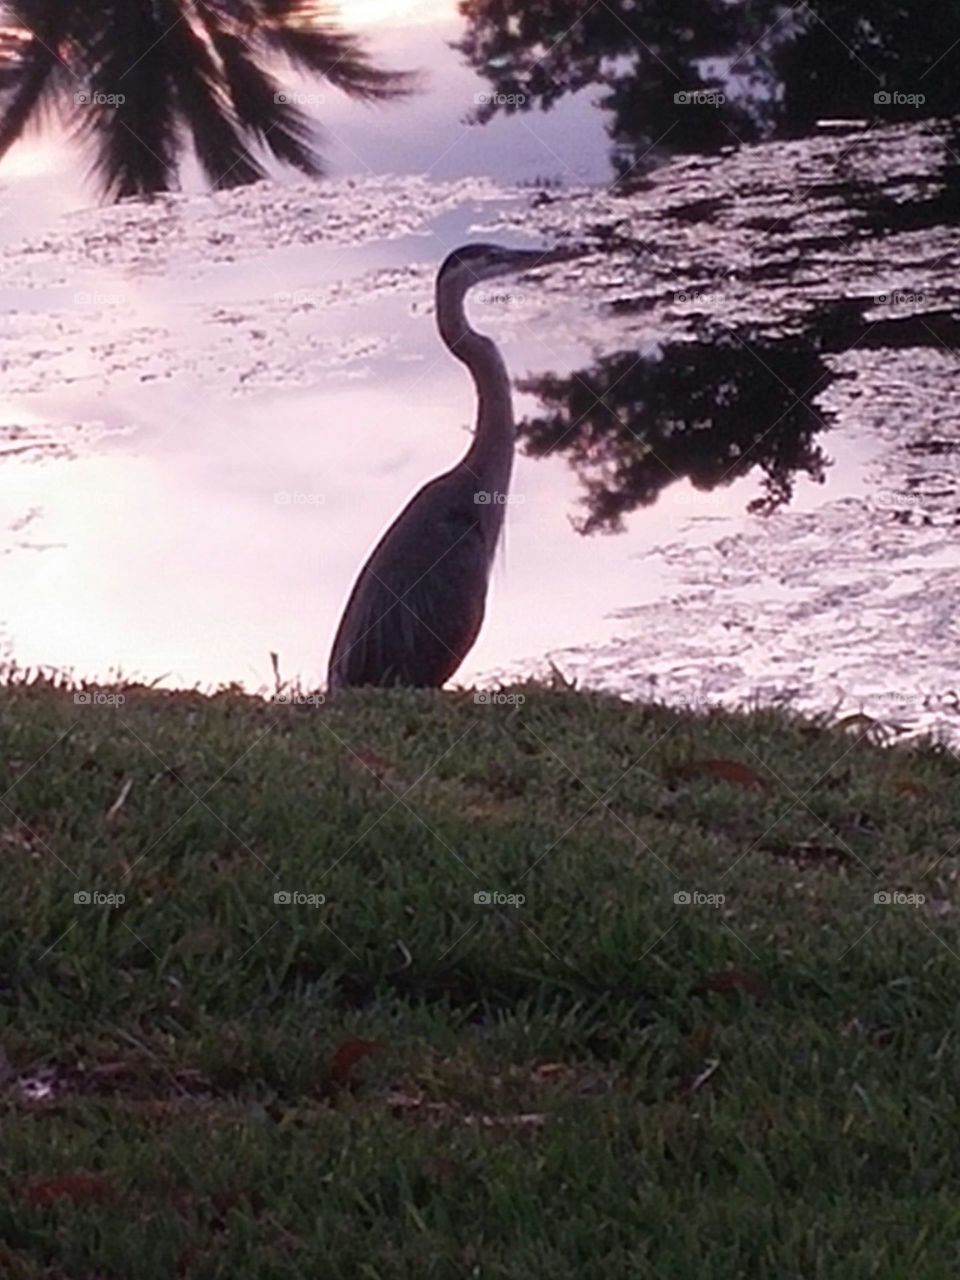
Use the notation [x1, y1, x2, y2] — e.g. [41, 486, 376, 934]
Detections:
[327, 242, 574, 691]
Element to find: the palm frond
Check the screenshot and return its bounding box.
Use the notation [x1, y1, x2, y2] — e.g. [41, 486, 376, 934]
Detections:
[154, 0, 265, 189]
[201, 22, 325, 176]
[254, 17, 418, 103]
[0, 0, 416, 197]
[0, 16, 68, 157]
[73, 0, 179, 197]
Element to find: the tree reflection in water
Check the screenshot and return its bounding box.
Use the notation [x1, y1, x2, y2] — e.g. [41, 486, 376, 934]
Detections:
[454, 1, 959, 532]
[517, 323, 834, 534]
[455, 0, 960, 182]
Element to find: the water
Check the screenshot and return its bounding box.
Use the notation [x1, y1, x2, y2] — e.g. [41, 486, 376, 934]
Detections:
[486, 119, 960, 738]
[0, 4, 957, 742]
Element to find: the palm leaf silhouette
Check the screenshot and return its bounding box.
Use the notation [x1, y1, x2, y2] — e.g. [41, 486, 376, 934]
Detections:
[0, 0, 415, 198]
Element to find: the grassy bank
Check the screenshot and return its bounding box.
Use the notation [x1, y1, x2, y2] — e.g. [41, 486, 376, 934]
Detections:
[0, 676, 958, 1278]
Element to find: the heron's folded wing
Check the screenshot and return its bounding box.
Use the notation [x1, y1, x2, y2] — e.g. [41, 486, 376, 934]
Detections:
[329, 509, 489, 688]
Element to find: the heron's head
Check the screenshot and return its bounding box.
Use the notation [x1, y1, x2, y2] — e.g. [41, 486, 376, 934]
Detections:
[437, 242, 577, 293]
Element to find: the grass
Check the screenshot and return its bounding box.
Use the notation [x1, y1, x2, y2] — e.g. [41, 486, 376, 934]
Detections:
[1, 674, 959, 1277]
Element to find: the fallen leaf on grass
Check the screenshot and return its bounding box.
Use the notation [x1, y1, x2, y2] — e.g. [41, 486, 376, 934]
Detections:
[694, 970, 768, 1002]
[0, 823, 51, 856]
[523, 1060, 616, 1095]
[22, 1172, 114, 1207]
[425, 1155, 461, 1183]
[0, 826, 32, 853]
[895, 780, 929, 798]
[105, 777, 133, 829]
[760, 839, 852, 867]
[387, 1093, 460, 1125]
[346, 749, 396, 783]
[11, 1059, 214, 1106]
[459, 797, 523, 822]
[146, 764, 190, 790]
[530, 1062, 568, 1082]
[330, 1038, 382, 1085]
[176, 926, 230, 957]
[839, 1018, 896, 1046]
[671, 760, 767, 791]
[466, 1112, 545, 1131]
[385, 1089, 545, 1130]
[924, 897, 953, 917]
[13, 1068, 61, 1102]
[679, 1058, 720, 1098]
[85, 1061, 130, 1081]
[386, 1088, 426, 1111]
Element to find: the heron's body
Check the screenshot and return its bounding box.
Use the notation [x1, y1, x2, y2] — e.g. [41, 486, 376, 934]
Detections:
[327, 467, 494, 687]
[327, 242, 568, 691]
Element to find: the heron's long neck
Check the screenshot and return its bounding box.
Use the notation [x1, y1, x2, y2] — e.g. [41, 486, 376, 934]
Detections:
[437, 284, 515, 498]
